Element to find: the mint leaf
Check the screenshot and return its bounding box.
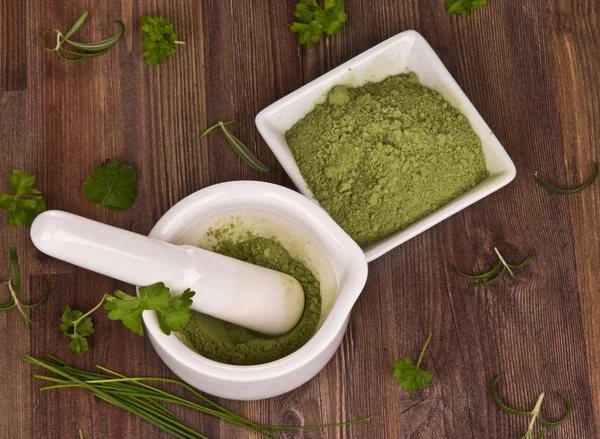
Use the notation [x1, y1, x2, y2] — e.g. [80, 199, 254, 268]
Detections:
[0, 171, 45, 227]
[84, 160, 137, 211]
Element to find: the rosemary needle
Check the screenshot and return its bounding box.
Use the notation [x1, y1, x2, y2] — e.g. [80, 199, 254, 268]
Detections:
[200, 120, 271, 173]
[454, 248, 533, 287]
[534, 162, 598, 195]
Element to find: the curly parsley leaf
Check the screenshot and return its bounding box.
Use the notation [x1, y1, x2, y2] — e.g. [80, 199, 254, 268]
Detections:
[0, 171, 46, 227]
[393, 333, 433, 394]
[140, 15, 184, 66]
[446, 0, 487, 17]
[84, 160, 137, 211]
[60, 305, 96, 354]
[105, 283, 195, 336]
[291, 0, 347, 49]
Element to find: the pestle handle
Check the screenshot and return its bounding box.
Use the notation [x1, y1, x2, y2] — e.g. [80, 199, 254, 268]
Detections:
[30, 211, 305, 335]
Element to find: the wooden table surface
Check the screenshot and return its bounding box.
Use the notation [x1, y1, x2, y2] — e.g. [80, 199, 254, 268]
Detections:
[1, 1, 599, 438]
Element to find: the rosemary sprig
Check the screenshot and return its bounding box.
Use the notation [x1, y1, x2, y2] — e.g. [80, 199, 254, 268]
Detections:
[24, 355, 371, 439]
[0, 245, 49, 327]
[41, 11, 124, 63]
[534, 162, 598, 195]
[455, 248, 533, 287]
[200, 120, 271, 173]
[492, 376, 571, 431]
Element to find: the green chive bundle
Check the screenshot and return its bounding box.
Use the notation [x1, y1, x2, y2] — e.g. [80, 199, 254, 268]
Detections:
[24, 355, 370, 439]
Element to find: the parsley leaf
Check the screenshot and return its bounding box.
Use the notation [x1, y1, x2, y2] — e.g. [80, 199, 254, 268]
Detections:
[59, 305, 96, 353]
[105, 283, 195, 336]
[84, 160, 137, 211]
[393, 333, 433, 394]
[140, 16, 184, 66]
[446, 0, 488, 17]
[291, 0, 347, 49]
[0, 171, 46, 227]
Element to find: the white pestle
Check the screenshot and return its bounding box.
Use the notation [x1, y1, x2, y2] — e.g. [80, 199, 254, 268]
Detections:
[30, 210, 306, 335]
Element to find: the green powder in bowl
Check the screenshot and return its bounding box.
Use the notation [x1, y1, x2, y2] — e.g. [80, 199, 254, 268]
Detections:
[285, 72, 489, 247]
[179, 236, 321, 366]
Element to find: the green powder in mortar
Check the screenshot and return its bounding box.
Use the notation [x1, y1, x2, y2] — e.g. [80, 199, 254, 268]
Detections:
[179, 236, 321, 365]
[285, 72, 489, 247]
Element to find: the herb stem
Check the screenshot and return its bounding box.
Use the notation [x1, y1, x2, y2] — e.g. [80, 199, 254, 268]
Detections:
[8, 282, 33, 327]
[78, 429, 84, 439]
[494, 247, 515, 277]
[416, 332, 432, 368]
[524, 393, 545, 439]
[74, 294, 107, 326]
[175, 41, 185, 45]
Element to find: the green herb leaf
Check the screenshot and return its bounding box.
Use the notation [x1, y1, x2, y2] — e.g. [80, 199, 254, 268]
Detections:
[200, 121, 271, 173]
[393, 333, 433, 394]
[455, 248, 533, 288]
[492, 376, 572, 428]
[534, 162, 598, 195]
[140, 16, 184, 66]
[60, 305, 96, 354]
[0, 171, 45, 227]
[42, 11, 124, 62]
[24, 355, 371, 438]
[84, 160, 137, 211]
[104, 283, 195, 336]
[445, 0, 487, 17]
[0, 246, 49, 327]
[291, 0, 347, 49]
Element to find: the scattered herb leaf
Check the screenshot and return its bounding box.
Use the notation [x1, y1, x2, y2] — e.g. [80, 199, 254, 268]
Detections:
[59, 296, 106, 354]
[492, 376, 572, 428]
[290, 0, 347, 49]
[84, 160, 137, 211]
[25, 355, 372, 438]
[105, 283, 195, 336]
[60, 283, 195, 352]
[140, 16, 185, 66]
[0, 170, 46, 227]
[393, 332, 433, 394]
[534, 162, 598, 195]
[445, 0, 488, 17]
[78, 430, 84, 439]
[455, 248, 533, 287]
[0, 245, 49, 327]
[41, 11, 124, 63]
[200, 121, 271, 173]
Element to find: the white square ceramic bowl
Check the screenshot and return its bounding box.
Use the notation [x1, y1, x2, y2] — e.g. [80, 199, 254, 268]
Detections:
[256, 30, 516, 262]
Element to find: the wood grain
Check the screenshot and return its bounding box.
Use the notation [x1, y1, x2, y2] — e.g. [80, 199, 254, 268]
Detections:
[1, 0, 599, 437]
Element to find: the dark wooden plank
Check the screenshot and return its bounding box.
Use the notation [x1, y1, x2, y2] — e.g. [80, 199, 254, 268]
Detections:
[1, 0, 600, 438]
[0, 0, 27, 91]
[548, 0, 600, 437]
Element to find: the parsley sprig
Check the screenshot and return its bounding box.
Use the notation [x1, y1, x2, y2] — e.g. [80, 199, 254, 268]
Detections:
[455, 248, 533, 287]
[140, 16, 185, 65]
[290, 0, 347, 49]
[0, 245, 49, 327]
[60, 283, 195, 353]
[446, 0, 488, 17]
[393, 332, 433, 394]
[0, 171, 46, 227]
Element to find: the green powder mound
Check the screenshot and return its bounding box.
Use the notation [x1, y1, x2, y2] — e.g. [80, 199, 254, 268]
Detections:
[285, 72, 489, 247]
[179, 237, 321, 365]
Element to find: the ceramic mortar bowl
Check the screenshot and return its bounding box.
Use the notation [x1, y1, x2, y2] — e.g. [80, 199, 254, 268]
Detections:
[143, 181, 368, 400]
